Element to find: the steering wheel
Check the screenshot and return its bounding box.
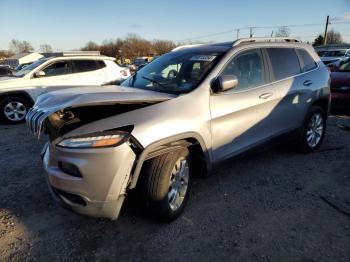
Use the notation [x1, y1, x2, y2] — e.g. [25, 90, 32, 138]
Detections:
[167, 69, 178, 79]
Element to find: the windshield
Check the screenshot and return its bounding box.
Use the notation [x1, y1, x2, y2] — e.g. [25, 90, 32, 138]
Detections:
[14, 59, 48, 77]
[323, 50, 346, 57]
[121, 50, 224, 94]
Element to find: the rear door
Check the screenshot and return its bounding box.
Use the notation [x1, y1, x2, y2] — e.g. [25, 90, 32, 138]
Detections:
[210, 48, 278, 162]
[71, 59, 106, 85]
[265, 47, 313, 134]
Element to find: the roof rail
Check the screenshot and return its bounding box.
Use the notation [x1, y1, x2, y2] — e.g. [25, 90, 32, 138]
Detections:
[61, 51, 101, 56]
[172, 44, 203, 52]
[233, 37, 300, 46]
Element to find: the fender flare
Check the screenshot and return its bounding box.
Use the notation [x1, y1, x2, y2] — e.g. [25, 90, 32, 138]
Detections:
[128, 131, 212, 189]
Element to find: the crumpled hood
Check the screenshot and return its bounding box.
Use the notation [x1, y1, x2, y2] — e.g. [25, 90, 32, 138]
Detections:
[34, 85, 175, 111]
[26, 85, 176, 137]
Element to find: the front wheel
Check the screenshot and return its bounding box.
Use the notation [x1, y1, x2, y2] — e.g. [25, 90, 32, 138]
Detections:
[140, 148, 192, 222]
[297, 106, 326, 152]
[0, 96, 31, 124]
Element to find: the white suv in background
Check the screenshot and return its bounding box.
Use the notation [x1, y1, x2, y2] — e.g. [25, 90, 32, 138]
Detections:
[0, 51, 130, 123]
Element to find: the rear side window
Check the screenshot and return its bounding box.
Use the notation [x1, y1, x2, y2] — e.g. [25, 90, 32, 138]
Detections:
[96, 60, 106, 69]
[296, 49, 317, 72]
[267, 48, 301, 81]
[72, 60, 99, 73]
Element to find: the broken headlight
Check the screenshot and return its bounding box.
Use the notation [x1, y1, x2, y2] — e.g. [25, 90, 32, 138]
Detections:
[57, 132, 129, 149]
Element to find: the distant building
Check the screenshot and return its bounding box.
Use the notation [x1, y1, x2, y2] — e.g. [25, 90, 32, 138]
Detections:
[4, 52, 43, 68]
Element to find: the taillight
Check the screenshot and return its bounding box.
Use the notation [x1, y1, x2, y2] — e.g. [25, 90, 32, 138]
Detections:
[120, 70, 128, 77]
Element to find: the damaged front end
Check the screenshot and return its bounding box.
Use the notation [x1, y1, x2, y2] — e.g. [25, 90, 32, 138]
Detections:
[26, 85, 175, 140]
[26, 85, 175, 219]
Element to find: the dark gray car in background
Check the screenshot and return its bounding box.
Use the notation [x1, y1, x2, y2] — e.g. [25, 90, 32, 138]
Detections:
[26, 37, 330, 222]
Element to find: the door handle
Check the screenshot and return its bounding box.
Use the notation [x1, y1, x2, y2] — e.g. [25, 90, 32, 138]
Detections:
[259, 92, 273, 99]
[303, 80, 313, 86]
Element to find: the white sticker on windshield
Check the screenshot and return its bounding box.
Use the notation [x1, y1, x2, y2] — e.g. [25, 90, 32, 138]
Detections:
[190, 55, 216, 61]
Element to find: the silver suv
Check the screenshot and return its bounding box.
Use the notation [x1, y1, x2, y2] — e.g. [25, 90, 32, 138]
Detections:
[27, 38, 330, 221]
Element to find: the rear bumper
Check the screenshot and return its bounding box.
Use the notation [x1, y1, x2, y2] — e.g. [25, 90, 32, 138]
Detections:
[42, 142, 136, 220]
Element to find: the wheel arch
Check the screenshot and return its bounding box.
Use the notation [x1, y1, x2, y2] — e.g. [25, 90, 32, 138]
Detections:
[129, 132, 211, 189]
[312, 97, 330, 117]
[0, 91, 35, 107]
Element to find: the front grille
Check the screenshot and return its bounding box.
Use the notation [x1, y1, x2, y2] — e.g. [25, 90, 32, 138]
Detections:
[26, 107, 50, 138]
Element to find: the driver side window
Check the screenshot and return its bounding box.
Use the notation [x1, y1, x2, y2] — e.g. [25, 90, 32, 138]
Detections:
[42, 61, 72, 77]
[221, 49, 266, 91]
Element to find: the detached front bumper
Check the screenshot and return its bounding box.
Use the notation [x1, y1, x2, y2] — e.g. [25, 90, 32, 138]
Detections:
[42, 142, 136, 220]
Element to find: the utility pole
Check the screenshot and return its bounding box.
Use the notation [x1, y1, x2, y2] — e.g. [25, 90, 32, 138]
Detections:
[236, 29, 240, 40]
[249, 27, 254, 38]
[323, 15, 330, 46]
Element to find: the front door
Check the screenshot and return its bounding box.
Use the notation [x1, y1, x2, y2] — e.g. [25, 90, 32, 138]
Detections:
[31, 60, 74, 96]
[210, 48, 278, 162]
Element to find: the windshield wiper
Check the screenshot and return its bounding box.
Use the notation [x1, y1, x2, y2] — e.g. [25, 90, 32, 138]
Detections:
[142, 76, 168, 90]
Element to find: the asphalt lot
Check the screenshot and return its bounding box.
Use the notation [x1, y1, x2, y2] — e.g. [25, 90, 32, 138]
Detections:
[1, 115, 350, 262]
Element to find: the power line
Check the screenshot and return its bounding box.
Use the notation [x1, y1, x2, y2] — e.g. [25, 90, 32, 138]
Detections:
[179, 21, 350, 42]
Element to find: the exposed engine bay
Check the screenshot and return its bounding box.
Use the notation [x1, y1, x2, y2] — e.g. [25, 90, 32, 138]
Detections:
[45, 102, 155, 141]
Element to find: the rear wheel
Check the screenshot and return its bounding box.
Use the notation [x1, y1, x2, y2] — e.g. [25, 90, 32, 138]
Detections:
[141, 148, 192, 222]
[297, 106, 326, 152]
[0, 96, 31, 124]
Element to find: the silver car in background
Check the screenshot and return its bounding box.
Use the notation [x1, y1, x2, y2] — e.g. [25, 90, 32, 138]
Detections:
[27, 37, 330, 222]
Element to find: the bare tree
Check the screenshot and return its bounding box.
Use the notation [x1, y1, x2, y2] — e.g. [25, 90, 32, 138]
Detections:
[81, 41, 100, 51]
[152, 40, 176, 55]
[80, 35, 177, 62]
[313, 30, 343, 46]
[9, 39, 34, 53]
[120, 34, 154, 60]
[22, 41, 34, 52]
[326, 29, 343, 44]
[275, 26, 291, 37]
[0, 50, 14, 59]
[40, 44, 53, 53]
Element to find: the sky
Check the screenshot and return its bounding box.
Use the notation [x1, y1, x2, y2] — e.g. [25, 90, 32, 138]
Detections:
[0, 0, 349, 51]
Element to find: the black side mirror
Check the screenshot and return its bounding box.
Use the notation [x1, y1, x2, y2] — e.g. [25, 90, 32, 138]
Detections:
[211, 75, 238, 93]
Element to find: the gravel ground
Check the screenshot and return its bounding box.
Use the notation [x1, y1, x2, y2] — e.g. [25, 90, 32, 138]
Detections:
[0, 115, 350, 262]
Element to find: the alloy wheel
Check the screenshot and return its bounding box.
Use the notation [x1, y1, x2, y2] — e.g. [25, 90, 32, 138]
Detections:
[4, 101, 27, 122]
[306, 113, 324, 148]
[168, 157, 189, 211]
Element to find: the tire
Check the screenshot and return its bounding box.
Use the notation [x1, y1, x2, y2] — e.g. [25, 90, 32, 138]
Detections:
[0, 96, 31, 124]
[140, 148, 192, 222]
[296, 106, 326, 152]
